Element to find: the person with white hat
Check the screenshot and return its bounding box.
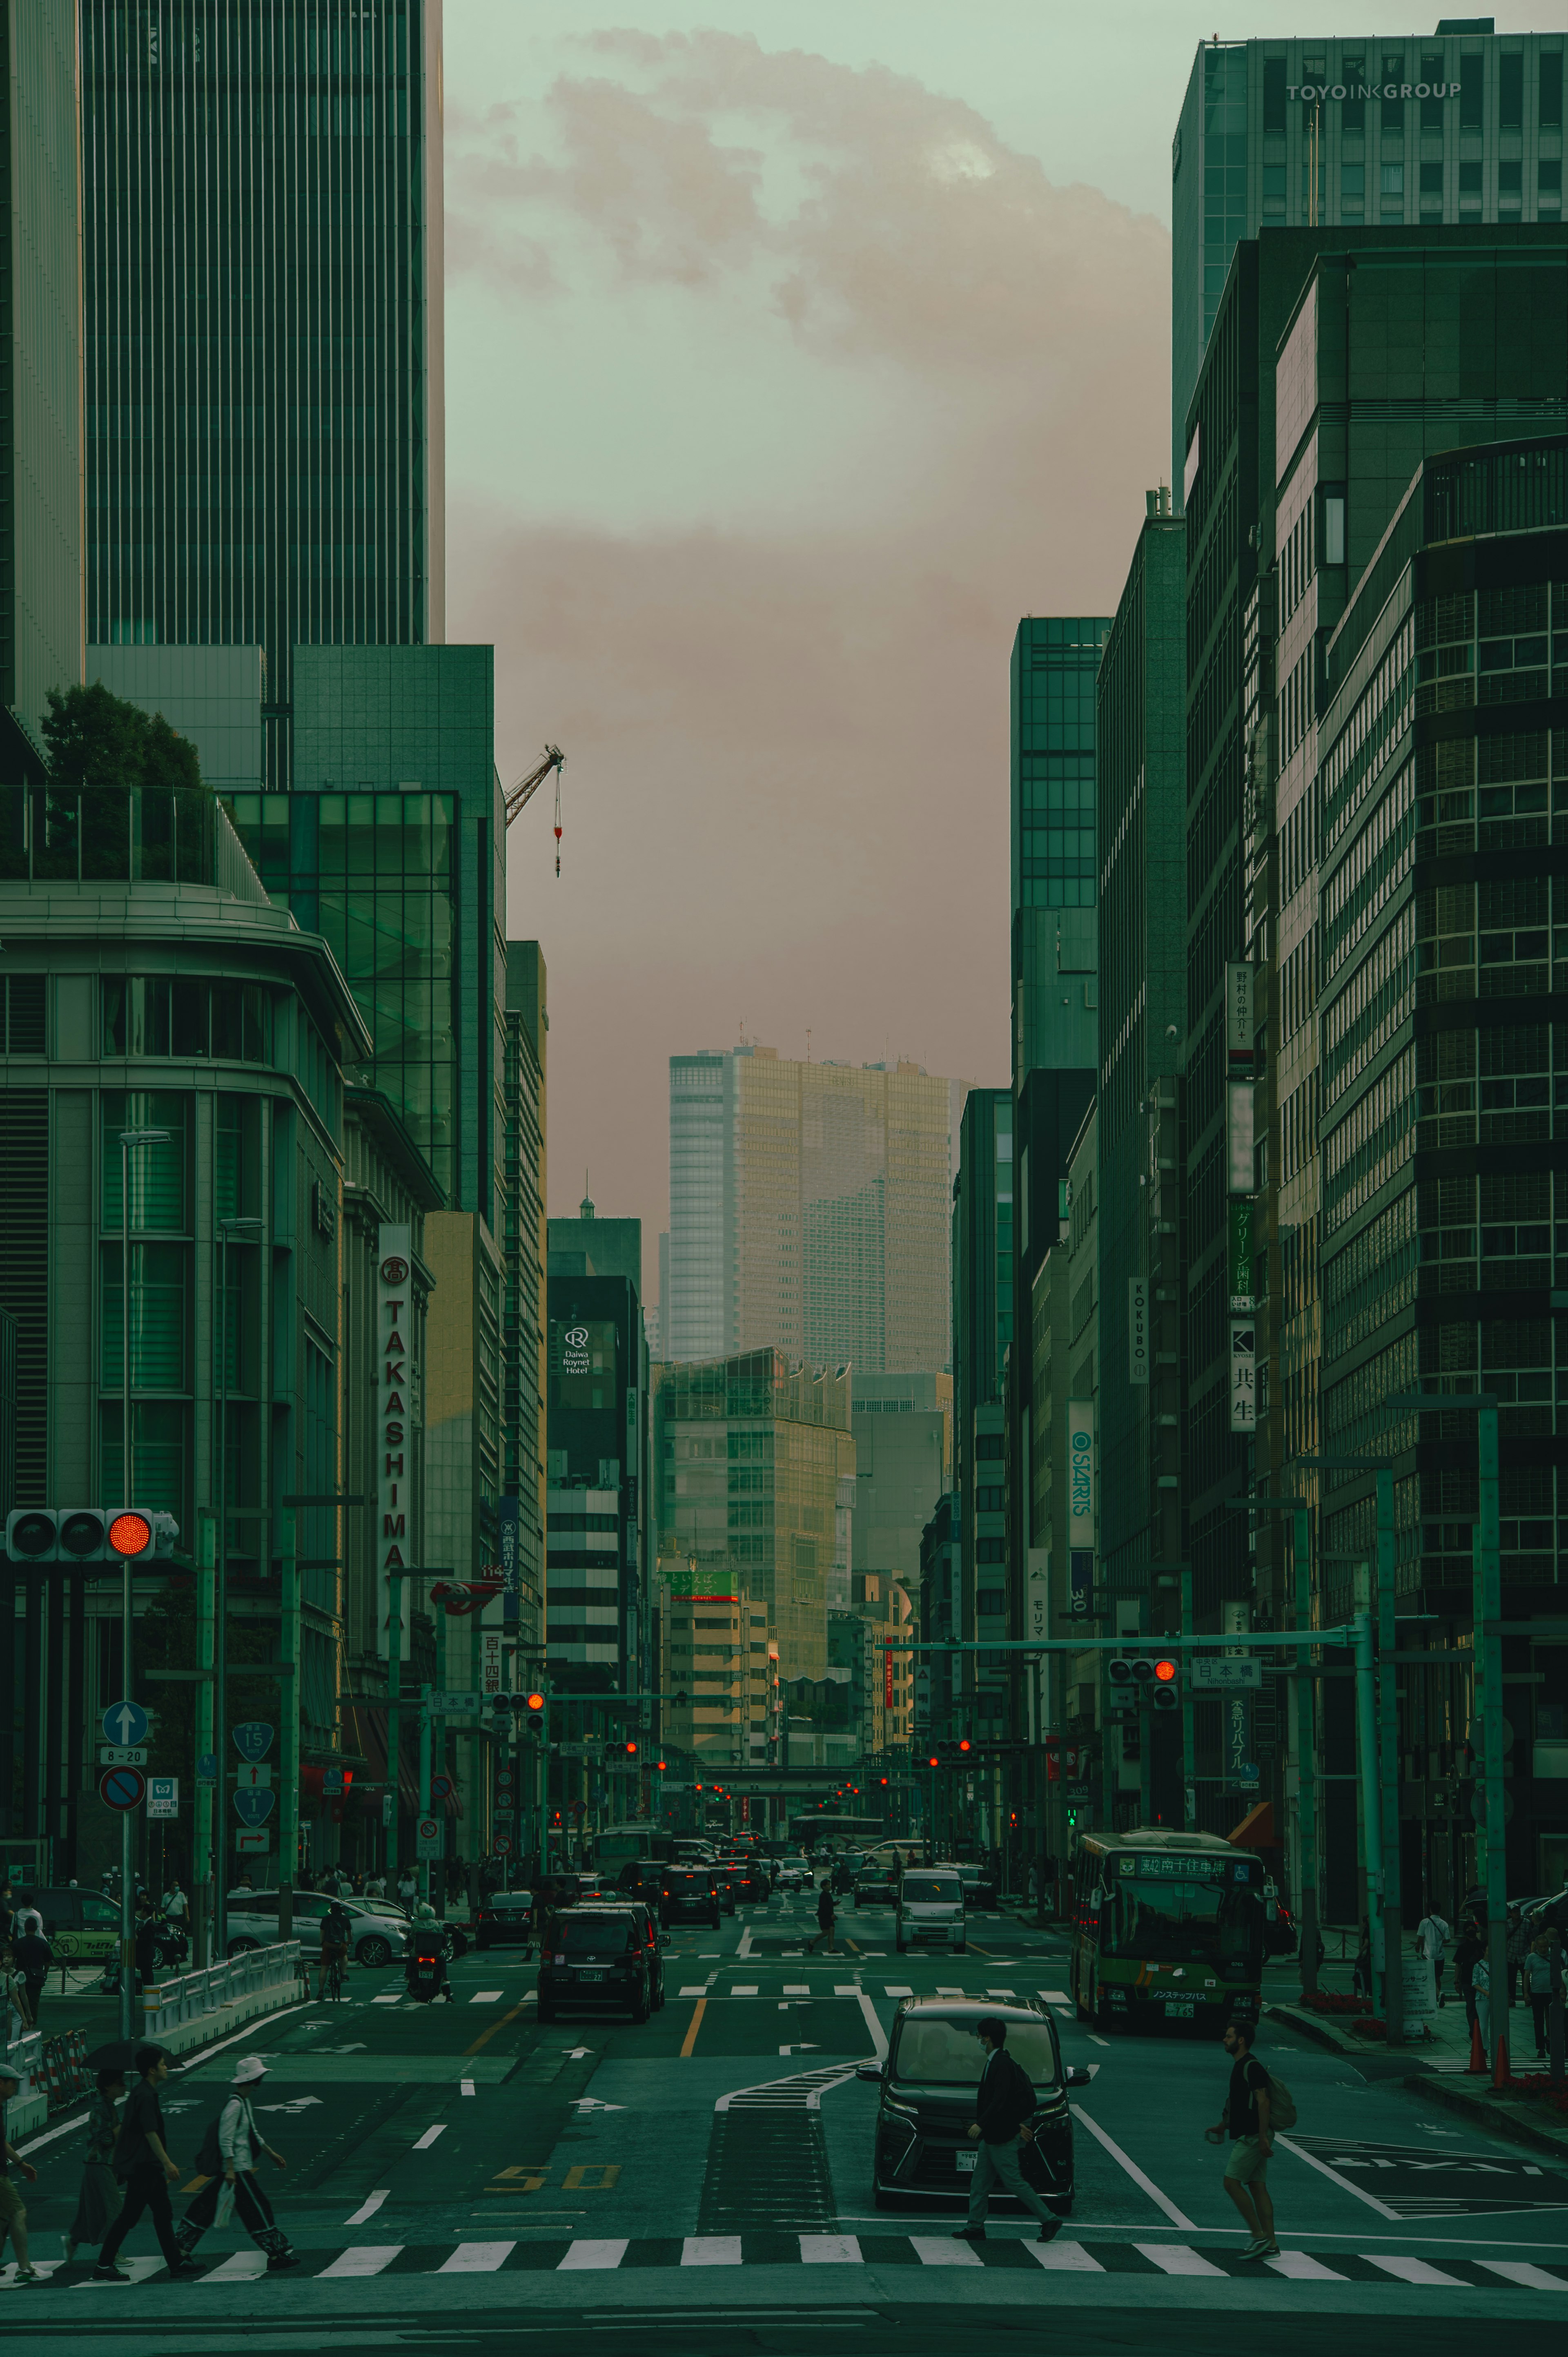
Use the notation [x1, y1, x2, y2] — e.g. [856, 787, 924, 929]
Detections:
[174, 2058, 297, 2272]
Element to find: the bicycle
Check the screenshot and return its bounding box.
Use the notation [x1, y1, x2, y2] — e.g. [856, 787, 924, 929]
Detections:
[319, 1948, 347, 2003]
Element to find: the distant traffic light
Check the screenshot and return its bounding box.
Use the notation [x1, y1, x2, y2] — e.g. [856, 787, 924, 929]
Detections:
[6, 1506, 175, 1568]
[623, 1741, 638, 1756]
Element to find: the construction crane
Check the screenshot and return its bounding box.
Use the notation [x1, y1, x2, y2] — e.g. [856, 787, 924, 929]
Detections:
[504, 743, 568, 873]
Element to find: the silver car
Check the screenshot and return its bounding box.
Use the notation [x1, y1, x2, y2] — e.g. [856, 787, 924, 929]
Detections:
[225, 1889, 409, 1968]
[895, 1869, 967, 1955]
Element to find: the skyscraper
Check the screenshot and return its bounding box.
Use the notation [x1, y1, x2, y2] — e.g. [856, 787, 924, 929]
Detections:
[1, 0, 83, 763]
[82, 0, 444, 769]
[665, 1047, 960, 1376]
[1172, 28, 1568, 480]
[1010, 617, 1109, 1085]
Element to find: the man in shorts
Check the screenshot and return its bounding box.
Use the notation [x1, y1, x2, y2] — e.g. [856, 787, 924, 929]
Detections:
[1208, 2019, 1277, 2260]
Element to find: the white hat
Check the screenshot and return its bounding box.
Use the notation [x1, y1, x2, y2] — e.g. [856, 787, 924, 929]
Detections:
[231, 2056, 267, 2087]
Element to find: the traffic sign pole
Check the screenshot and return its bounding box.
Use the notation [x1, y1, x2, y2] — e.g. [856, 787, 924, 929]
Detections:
[194, 1507, 216, 1967]
[278, 1510, 298, 1943]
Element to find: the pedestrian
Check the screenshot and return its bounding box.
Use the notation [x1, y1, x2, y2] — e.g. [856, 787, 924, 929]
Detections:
[1525, 1934, 1554, 2060]
[11, 1894, 42, 1941]
[0, 2063, 42, 2285]
[174, 2057, 297, 2272]
[13, 1922, 51, 2031]
[1506, 1907, 1529, 2008]
[0, 1940, 32, 2038]
[397, 1866, 417, 1908]
[1453, 1918, 1484, 2038]
[229, 1871, 256, 1899]
[133, 1900, 163, 1995]
[951, 2018, 1062, 2246]
[1207, 2019, 1278, 2261]
[365, 1870, 385, 1901]
[806, 1877, 836, 1955]
[1473, 1950, 1493, 2063]
[1351, 1920, 1372, 1999]
[94, 2045, 200, 2281]
[63, 2071, 125, 2266]
[1416, 1907, 1450, 2004]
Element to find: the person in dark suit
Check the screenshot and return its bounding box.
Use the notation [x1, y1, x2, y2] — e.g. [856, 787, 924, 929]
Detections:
[953, 2018, 1062, 2245]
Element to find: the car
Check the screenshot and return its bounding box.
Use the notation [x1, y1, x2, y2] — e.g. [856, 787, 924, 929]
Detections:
[615, 1862, 668, 1911]
[225, 1889, 410, 1968]
[474, 1891, 535, 1951]
[28, 1887, 126, 1964]
[711, 1865, 740, 1916]
[895, 1867, 966, 1954]
[860, 1998, 1086, 2213]
[853, 1867, 900, 1909]
[537, 1906, 655, 2023]
[776, 1860, 811, 1893]
[590, 1899, 667, 2009]
[660, 1867, 722, 1928]
[727, 1858, 771, 1904]
[951, 1861, 1000, 1910]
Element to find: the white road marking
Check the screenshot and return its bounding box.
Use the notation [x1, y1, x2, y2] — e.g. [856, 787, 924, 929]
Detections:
[985, 1988, 1017, 1998]
[784, 1983, 810, 1995]
[1266, 2252, 1347, 2281]
[1039, 1989, 1071, 2005]
[912, 2234, 983, 2266]
[345, 2190, 389, 2226]
[371, 1993, 402, 2006]
[76, 2256, 166, 2284]
[1136, 2242, 1227, 2277]
[679, 1985, 707, 1996]
[1274, 2134, 1399, 2222]
[1027, 2240, 1104, 2272]
[201, 2252, 267, 2280]
[733, 1985, 759, 1996]
[1071, 2105, 1195, 2230]
[736, 1925, 754, 1959]
[318, 2246, 401, 2277]
[1087, 2034, 1111, 2047]
[857, 1989, 889, 2061]
[439, 2242, 515, 2272]
[1365, 2254, 1467, 2287]
[469, 1990, 504, 2003]
[682, 2236, 742, 2265]
[1478, 2260, 1568, 2289]
[461, 2078, 477, 2096]
[884, 1985, 914, 1998]
[413, 2124, 447, 2149]
[558, 2240, 628, 2270]
[800, 2234, 862, 2263]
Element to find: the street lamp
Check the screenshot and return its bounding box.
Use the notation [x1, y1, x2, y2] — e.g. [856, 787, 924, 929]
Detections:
[116, 1125, 169, 2037]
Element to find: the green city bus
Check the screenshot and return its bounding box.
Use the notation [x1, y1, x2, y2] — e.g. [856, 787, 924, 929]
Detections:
[1068, 1828, 1266, 2033]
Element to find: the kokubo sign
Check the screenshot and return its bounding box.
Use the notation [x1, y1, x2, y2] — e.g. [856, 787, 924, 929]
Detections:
[378, 1225, 413, 1663]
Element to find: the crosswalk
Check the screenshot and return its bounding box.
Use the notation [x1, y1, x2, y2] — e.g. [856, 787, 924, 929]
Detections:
[8, 2237, 1567, 2289]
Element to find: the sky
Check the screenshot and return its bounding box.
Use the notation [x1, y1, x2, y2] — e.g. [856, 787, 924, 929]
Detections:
[440, 3, 1566, 1296]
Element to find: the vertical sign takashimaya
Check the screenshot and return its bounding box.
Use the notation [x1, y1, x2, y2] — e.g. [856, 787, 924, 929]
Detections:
[1066, 1401, 1095, 1618]
[378, 1224, 413, 1662]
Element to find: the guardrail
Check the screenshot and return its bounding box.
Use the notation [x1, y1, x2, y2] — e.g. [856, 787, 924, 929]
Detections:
[140, 1939, 304, 2038]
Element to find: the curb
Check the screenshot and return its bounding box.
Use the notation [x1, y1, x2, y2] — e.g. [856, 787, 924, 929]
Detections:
[1267, 2000, 1568, 2161]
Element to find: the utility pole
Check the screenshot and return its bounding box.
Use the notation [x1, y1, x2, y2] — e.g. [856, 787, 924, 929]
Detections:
[1292, 1501, 1319, 1996]
[277, 1510, 298, 1942]
[194, 1508, 216, 1967]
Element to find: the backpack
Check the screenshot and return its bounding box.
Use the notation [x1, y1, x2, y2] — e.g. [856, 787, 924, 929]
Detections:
[1263, 2069, 1297, 2130]
[193, 2111, 225, 2179]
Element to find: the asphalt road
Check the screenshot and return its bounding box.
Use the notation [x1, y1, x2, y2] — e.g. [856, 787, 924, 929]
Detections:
[4, 1887, 1567, 2351]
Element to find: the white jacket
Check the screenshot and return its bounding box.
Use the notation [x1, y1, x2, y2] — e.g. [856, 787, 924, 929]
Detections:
[218, 2093, 263, 2172]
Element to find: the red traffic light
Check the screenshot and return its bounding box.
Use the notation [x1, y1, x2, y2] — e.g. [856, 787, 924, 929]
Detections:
[656, 1759, 667, 1770]
[1153, 1658, 1177, 1682]
[108, 1510, 153, 1559]
[927, 1754, 939, 1768]
[624, 1741, 638, 1755]
[957, 1737, 971, 1753]
[524, 1691, 546, 1712]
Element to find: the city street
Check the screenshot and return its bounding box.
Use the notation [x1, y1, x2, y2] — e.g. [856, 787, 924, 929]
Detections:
[4, 1889, 1566, 2350]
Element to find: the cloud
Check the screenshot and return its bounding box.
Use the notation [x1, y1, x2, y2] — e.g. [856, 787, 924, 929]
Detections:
[445, 29, 1170, 1281]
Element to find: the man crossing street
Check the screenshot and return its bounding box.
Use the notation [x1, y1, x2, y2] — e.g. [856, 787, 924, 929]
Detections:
[952, 2018, 1061, 2244]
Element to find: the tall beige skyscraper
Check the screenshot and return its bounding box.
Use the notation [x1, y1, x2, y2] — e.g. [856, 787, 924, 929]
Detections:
[666, 1048, 962, 1373]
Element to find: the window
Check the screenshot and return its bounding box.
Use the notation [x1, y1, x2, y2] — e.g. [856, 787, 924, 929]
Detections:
[1420, 161, 1444, 199]
[1262, 162, 1285, 215]
[1262, 56, 1286, 133]
[1381, 57, 1405, 134]
[1381, 161, 1405, 196]
[1542, 54, 1565, 133]
[1541, 162, 1563, 203]
[1341, 162, 1365, 201]
[101, 977, 271, 1065]
[1459, 159, 1483, 208]
[1499, 52, 1523, 132]
[1420, 54, 1446, 134]
[1499, 161, 1523, 209]
[1460, 54, 1483, 133]
[1341, 57, 1366, 136]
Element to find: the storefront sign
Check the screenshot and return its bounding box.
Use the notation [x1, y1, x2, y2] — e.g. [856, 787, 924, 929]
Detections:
[378, 1224, 413, 1663]
[1229, 1197, 1256, 1313]
[1229, 1320, 1256, 1431]
[1288, 80, 1458, 102]
[1067, 1401, 1095, 1550]
[1226, 961, 1254, 1065]
[1128, 1277, 1150, 1385]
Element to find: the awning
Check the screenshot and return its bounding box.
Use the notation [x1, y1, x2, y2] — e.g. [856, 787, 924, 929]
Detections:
[1227, 1800, 1276, 1850]
[341, 1704, 462, 1816]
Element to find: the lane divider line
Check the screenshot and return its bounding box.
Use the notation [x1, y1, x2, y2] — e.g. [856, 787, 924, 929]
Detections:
[856, 1990, 888, 2062]
[1273, 2132, 1400, 2221]
[345, 2190, 389, 2226]
[1070, 2103, 1195, 2230]
[466, 1997, 530, 2056]
[413, 2124, 447, 2150]
[680, 1997, 706, 2057]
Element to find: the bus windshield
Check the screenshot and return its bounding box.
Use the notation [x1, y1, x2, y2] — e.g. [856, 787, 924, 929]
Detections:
[1106, 1871, 1262, 1966]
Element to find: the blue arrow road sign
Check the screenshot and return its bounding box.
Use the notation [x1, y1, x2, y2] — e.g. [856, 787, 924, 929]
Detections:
[234, 1786, 276, 1826]
[232, 1721, 275, 1763]
[197, 1753, 217, 1784]
[102, 1699, 148, 1748]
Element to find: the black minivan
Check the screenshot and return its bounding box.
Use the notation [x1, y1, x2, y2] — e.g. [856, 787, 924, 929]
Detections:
[860, 1998, 1087, 2213]
[537, 1907, 654, 2023]
[659, 1866, 721, 1929]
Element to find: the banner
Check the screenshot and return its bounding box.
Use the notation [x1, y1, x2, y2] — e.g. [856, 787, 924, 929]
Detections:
[1066, 1402, 1094, 1551]
[377, 1224, 413, 1662]
[1229, 1320, 1256, 1431]
[1127, 1278, 1150, 1385]
[1228, 1198, 1256, 1313]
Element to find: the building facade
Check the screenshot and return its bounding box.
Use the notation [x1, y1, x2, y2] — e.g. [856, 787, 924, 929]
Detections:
[1173, 27, 1568, 479]
[1011, 616, 1110, 1082]
[665, 1046, 960, 1375]
[503, 943, 547, 1681]
[545, 1267, 650, 1690]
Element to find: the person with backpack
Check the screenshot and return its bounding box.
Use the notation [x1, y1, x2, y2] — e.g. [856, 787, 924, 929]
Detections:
[952, 2017, 1062, 2245]
[1207, 2018, 1290, 2262]
[174, 2057, 296, 2271]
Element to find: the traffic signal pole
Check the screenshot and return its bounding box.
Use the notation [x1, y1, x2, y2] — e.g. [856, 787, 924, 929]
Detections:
[194, 1508, 216, 1967]
[1292, 1502, 1320, 1996]
[278, 1512, 298, 1944]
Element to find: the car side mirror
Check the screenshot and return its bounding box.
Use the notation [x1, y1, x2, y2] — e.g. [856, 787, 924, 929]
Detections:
[1065, 2064, 1092, 2087]
[855, 2060, 884, 2084]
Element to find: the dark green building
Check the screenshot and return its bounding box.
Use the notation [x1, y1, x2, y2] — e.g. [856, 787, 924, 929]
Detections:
[1010, 617, 1109, 1081]
[951, 1086, 1011, 1744]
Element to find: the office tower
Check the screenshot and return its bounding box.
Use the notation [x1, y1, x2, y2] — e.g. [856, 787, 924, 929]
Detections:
[659, 1591, 776, 1774]
[654, 1350, 854, 1691]
[545, 1268, 649, 1684]
[82, 0, 443, 764]
[0, 0, 83, 764]
[503, 943, 548, 1672]
[951, 1087, 1011, 1741]
[851, 1371, 951, 1591]
[1172, 27, 1568, 479]
[1094, 493, 1187, 1615]
[549, 1195, 643, 1286]
[665, 1047, 959, 1375]
[1010, 618, 1110, 1085]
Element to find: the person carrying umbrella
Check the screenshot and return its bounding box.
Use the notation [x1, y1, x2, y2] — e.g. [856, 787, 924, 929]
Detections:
[63, 2071, 126, 2266]
[174, 2057, 297, 2271]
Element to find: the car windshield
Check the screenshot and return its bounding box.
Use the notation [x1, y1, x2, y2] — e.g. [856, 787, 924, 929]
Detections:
[560, 1918, 635, 1960]
[1106, 1872, 1264, 1966]
[491, 1893, 532, 1911]
[903, 1877, 961, 1904]
[893, 2018, 1059, 2090]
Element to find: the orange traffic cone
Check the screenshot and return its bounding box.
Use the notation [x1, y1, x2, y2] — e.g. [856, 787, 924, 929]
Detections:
[1467, 2014, 1488, 2073]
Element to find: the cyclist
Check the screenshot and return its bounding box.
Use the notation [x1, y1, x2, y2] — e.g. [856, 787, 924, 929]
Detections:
[317, 1900, 353, 2000]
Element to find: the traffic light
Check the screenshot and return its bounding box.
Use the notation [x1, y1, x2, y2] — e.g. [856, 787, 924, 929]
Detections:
[521, 1691, 547, 1737]
[5, 1506, 176, 1568]
[957, 1738, 971, 1754]
[623, 1741, 638, 1757]
[1151, 1657, 1180, 1713]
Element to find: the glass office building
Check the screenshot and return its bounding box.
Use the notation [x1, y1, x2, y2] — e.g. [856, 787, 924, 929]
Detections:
[81, 0, 444, 771]
[1172, 28, 1568, 479]
[1009, 618, 1109, 1084]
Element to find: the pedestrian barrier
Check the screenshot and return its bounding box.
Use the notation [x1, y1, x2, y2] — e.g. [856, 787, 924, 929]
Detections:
[140, 1941, 303, 2038]
[2, 2029, 43, 2108]
[36, 2030, 93, 2112]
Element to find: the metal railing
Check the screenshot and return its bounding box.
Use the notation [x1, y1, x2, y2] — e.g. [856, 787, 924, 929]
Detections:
[138, 1940, 304, 2038]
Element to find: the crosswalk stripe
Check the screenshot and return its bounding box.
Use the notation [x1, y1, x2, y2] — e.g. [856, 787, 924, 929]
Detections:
[1136, 2243, 1228, 2277]
[202, 2252, 267, 2279]
[800, 2234, 862, 2263]
[1039, 1989, 1071, 2004]
[884, 1984, 913, 1997]
[733, 1984, 759, 1995]
[935, 1986, 964, 1996]
[1478, 2260, 1568, 2290]
[371, 1992, 402, 2005]
[911, 2235, 983, 2267]
[985, 1987, 1017, 1998]
[1365, 2255, 1467, 2287]
[318, 2246, 401, 2277]
[439, 2242, 515, 2273]
[682, 2237, 742, 2266]
[783, 1983, 810, 1995]
[1026, 2239, 1103, 2272]
[834, 1983, 861, 1995]
[469, 1990, 504, 2003]
[1265, 2252, 1346, 2281]
[557, 2241, 628, 2271]
[678, 1985, 706, 1996]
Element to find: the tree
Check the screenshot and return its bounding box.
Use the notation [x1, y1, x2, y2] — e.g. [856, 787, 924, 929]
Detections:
[42, 680, 206, 793]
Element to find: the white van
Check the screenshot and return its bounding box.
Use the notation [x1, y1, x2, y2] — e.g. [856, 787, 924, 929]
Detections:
[895, 1867, 967, 1954]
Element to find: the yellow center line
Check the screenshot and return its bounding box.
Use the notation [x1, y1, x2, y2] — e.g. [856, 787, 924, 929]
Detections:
[680, 1996, 707, 2056]
[465, 1997, 529, 2056]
